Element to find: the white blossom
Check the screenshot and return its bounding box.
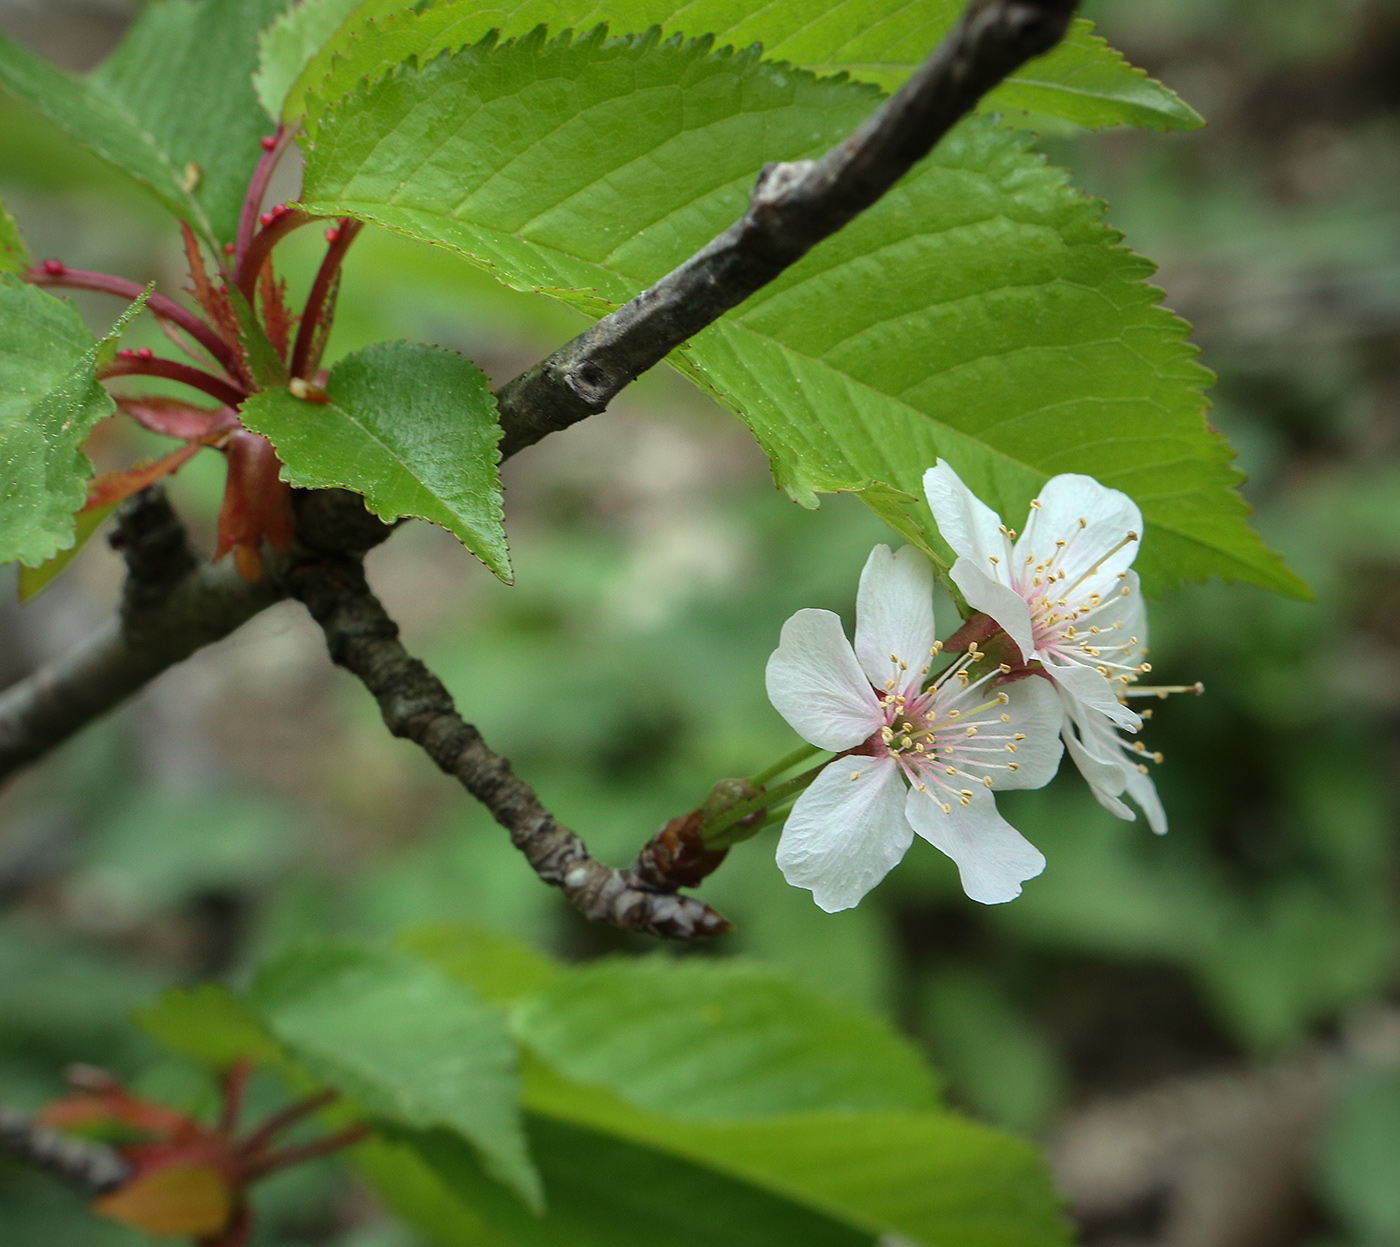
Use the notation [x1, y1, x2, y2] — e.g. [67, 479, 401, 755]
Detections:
[923, 459, 1150, 731]
[765, 544, 1064, 912]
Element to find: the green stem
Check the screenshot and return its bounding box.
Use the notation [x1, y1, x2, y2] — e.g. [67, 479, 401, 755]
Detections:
[749, 742, 822, 787]
[748, 799, 797, 834]
[706, 761, 828, 843]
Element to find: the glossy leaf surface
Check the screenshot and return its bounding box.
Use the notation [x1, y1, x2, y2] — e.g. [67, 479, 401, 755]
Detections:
[299, 34, 1301, 596]
[239, 341, 509, 580]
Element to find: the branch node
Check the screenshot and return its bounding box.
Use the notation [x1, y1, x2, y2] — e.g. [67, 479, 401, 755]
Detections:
[0, 1104, 131, 1195]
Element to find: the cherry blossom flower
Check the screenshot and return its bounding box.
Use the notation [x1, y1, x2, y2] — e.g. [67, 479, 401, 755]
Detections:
[923, 459, 1150, 731]
[1061, 691, 1168, 834]
[765, 544, 1064, 912]
[1057, 606, 1199, 834]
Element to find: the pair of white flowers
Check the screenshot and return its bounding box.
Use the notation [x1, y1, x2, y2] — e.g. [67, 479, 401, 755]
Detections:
[767, 461, 1168, 913]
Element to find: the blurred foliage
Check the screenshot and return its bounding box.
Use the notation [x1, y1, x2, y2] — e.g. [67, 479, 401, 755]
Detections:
[2, 0, 1400, 1243]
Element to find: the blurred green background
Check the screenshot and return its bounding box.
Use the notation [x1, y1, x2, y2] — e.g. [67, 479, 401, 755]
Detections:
[2, 1, 1399, 1244]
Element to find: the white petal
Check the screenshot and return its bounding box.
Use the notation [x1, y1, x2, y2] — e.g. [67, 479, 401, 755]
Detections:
[776, 757, 912, 912]
[767, 609, 882, 751]
[905, 783, 1045, 905]
[950, 558, 1034, 661]
[1062, 726, 1133, 818]
[855, 544, 936, 695]
[994, 675, 1064, 789]
[1015, 473, 1142, 594]
[1124, 764, 1168, 835]
[923, 460, 1010, 574]
[1043, 659, 1141, 730]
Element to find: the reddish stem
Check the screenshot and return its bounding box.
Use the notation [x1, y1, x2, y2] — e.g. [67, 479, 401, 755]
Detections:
[218, 1061, 253, 1136]
[27, 266, 242, 379]
[236, 1089, 338, 1160]
[242, 1124, 370, 1180]
[236, 208, 313, 306]
[232, 126, 294, 276]
[99, 355, 247, 409]
[290, 219, 362, 380]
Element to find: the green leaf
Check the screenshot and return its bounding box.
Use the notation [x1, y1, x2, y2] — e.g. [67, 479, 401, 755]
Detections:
[17, 501, 113, 602]
[239, 341, 509, 580]
[0, 0, 288, 244]
[989, 25, 1203, 132]
[512, 956, 938, 1118]
[282, 0, 1197, 133]
[298, 34, 1302, 597]
[1318, 1062, 1400, 1243]
[398, 921, 559, 1006]
[0, 31, 196, 228]
[392, 1119, 876, 1247]
[0, 278, 146, 568]
[228, 284, 289, 388]
[522, 1063, 1072, 1247]
[135, 983, 287, 1070]
[248, 941, 541, 1211]
[379, 929, 1063, 1246]
[0, 195, 30, 274]
[257, 0, 366, 120]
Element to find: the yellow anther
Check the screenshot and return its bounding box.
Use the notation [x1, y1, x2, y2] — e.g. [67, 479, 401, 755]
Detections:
[1153, 752, 1164, 764]
[1013, 733, 1026, 741]
[989, 555, 1000, 565]
[966, 725, 978, 737]
[1008, 762, 1020, 771]
[1096, 665, 1110, 676]
[945, 766, 957, 775]
[997, 691, 1009, 704]
[850, 771, 861, 781]
[959, 791, 973, 806]
[982, 775, 993, 788]
[1137, 763, 1148, 774]
[889, 652, 898, 663]
[948, 709, 960, 718]
[932, 641, 943, 654]
[918, 781, 928, 792]
[941, 802, 952, 814]
[1030, 498, 1042, 509]
[1000, 713, 1010, 723]
[1006, 742, 1017, 752]
[1077, 517, 1087, 528]
[999, 663, 1011, 673]
[885, 679, 896, 691]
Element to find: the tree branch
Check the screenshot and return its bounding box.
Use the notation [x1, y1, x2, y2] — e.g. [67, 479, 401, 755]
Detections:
[0, 489, 283, 780]
[0, 1103, 131, 1195]
[0, 0, 1078, 924]
[495, 0, 1078, 456]
[287, 555, 733, 939]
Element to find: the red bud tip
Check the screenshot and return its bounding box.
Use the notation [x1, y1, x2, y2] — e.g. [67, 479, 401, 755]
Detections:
[42, 258, 65, 275]
[223, 242, 236, 255]
[260, 135, 278, 151]
[259, 211, 276, 227]
[136, 347, 154, 360]
[324, 227, 340, 243]
[118, 348, 135, 358]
